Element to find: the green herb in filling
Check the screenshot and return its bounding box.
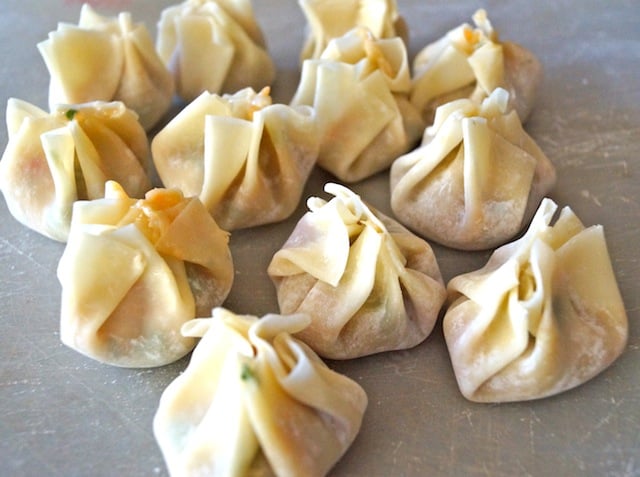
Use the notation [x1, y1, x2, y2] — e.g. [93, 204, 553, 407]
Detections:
[240, 362, 257, 383]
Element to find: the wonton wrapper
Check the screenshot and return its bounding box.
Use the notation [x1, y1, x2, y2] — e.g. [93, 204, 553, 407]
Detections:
[410, 9, 542, 123]
[38, 4, 174, 130]
[154, 307, 368, 477]
[321, 27, 412, 94]
[390, 88, 556, 251]
[57, 181, 234, 368]
[291, 29, 423, 183]
[268, 183, 446, 359]
[152, 87, 319, 230]
[444, 198, 628, 402]
[299, 0, 408, 62]
[157, 0, 276, 102]
[0, 99, 150, 242]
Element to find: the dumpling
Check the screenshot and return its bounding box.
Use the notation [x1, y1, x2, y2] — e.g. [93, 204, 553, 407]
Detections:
[0, 99, 151, 242]
[390, 87, 556, 251]
[57, 181, 234, 368]
[291, 28, 424, 183]
[157, 0, 276, 102]
[152, 87, 319, 231]
[299, 0, 408, 62]
[38, 4, 174, 130]
[410, 9, 542, 124]
[320, 27, 412, 95]
[153, 307, 368, 477]
[267, 183, 446, 359]
[443, 198, 628, 402]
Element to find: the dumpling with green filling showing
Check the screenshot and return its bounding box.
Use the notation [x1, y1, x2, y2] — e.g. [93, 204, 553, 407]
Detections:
[153, 307, 368, 477]
[0, 99, 150, 242]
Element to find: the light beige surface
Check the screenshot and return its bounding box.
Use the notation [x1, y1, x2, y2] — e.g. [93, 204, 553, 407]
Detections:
[0, 1, 638, 476]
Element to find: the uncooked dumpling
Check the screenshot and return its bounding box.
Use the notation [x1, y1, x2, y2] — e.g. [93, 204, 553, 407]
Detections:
[157, 0, 276, 102]
[0, 99, 150, 242]
[57, 181, 234, 368]
[38, 4, 174, 130]
[390, 87, 556, 251]
[268, 183, 446, 359]
[152, 87, 319, 230]
[298, 0, 408, 62]
[292, 28, 423, 183]
[443, 198, 628, 402]
[153, 307, 368, 477]
[410, 9, 542, 124]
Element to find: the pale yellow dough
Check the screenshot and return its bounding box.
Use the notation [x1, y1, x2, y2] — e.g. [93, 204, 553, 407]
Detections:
[38, 4, 174, 130]
[152, 87, 319, 231]
[292, 27, 423, 183]
[153, 307, 368, 477]
[298, 0, 408, 62]
[390, 88, 556, 250]
[410, 9, 542, 124]
[268, 183, 446, 359]
[0, 99, 150, 242]
[443, 198, 628, 402]
[157, 0, 276, 102]
[57, 182, 234, 368]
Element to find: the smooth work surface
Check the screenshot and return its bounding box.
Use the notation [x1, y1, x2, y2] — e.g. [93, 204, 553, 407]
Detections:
[0, 1, 638, 476]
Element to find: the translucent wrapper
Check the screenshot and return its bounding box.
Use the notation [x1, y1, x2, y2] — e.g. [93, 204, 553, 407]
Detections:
[152, 87, 319, 231]
[38, 4, 174, 130]
[57, 182, 234, 368]
[390, 88, 556, 251]
[268, 183, 446, 359]
[153, 307, 368, 477]
[292, 28, 423, 183]
[299, 0, 408, 62]
[444, 198, 628, 402]
[0, 99, 150, 242]
[410, 9, 542, 124]
[157, 0, 276, 102]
